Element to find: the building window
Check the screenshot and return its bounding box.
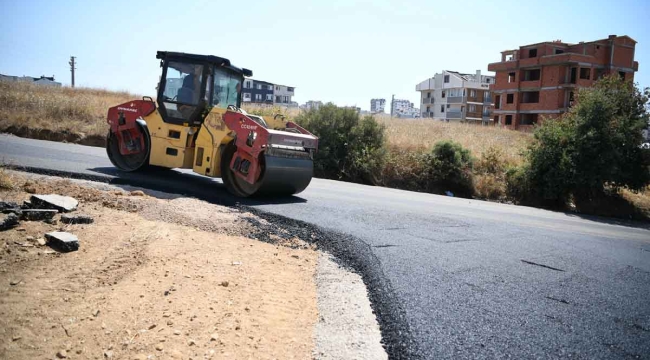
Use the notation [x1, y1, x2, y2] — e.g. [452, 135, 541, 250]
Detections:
[505, 115, 512, 125]
[266, 94, 273, 101]
[446, 104, 450, 109]
[245, 81, 251, 88]
[242, 93, 251, 101]
[506, 94, 514, 104]
[444, 75, 450, 83]
[555, 48, 564, 54]
[275, 86, 279, 90]
[523, 69, 541, 81]
[283, 96, 289, 103]
[267, 85, 273, 91]
[256, 84, 262, 90]
[520, 114, 538, 125]
[528, 48, 537, 58]
[470, 90, 476, 97]
[521, 91, 540, 103]
[485, 78, 491, 84]
[469, 104, 476, 112]
[619, 71, 626, 80]
[495, 95, 501, 109]
[569, 91, 575, 107]
[570, 67, 577, 84]
[441, 91, 446, 98]
[255, 94, 262, 101]
[508, 72, 516, 83]
[426, 106, 430, 112]
[494, 115, 499, 124]
[579, 68, 591, 80]
[440, 105, 445, 113]
[427, 92, 431, 98]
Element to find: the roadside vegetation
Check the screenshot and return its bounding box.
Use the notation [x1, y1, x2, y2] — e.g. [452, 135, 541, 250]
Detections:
[1, 77, 648, 220]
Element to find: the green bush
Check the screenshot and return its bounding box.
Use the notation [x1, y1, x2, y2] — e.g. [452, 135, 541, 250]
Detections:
[424, 140, 474, 197]
[474, 147, 511, 200]
[522, 75, 650, 208]
[294, 103, 386, 184]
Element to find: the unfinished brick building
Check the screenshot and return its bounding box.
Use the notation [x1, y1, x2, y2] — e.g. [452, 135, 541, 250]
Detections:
[488, 35, 638, 130]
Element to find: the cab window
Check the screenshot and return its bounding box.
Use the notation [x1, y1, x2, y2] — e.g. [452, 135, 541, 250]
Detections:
[212, 67, 241, 109]
[161, 61, 203, 121]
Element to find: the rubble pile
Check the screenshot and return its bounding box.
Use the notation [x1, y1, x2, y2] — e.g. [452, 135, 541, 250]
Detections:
[1, 194, 92, 253]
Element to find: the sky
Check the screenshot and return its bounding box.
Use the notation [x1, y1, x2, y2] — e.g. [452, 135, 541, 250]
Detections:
[1, 0, 649, 112]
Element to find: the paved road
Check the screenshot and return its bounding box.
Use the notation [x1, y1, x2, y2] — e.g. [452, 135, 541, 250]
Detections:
[2, 134, 650, 359]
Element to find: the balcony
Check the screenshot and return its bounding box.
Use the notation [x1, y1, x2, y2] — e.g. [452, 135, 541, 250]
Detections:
[446, 96, 466, 104]
[484, 96, 492, 104]
[422, 98, 434, 104]
[446, 111, 463, 120]
[422, 111, 435, 118]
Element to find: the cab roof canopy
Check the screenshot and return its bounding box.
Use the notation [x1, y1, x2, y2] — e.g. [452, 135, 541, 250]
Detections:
[156, 51, 253, 77]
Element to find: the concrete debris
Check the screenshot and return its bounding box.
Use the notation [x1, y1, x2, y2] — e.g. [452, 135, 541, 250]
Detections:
[56, 349, 68, 358]
[36, 238, 46, 246]
[10, 280, 21, 286]
[45, 232, 79, 252]
[0, 213, 20, 231]
[155, 344, 163, 351]
[20, 209, 58, 221]
[231, 261, 242, 266]
[60, 214, 94, 224]
[30, 194, 78, 213]
[12, 335, 22, 341]
[210, 333, 218, 341]
[104, 350, 114, 358]
[0, 201, 21, 215]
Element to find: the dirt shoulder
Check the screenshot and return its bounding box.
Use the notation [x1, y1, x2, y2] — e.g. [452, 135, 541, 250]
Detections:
[0, 172, 318, 359]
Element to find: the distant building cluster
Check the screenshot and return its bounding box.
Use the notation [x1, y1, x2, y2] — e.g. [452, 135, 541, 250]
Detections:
[0, 74, 61, 87]
[391, 99, 419, 118]
[413, 34, 638, 130]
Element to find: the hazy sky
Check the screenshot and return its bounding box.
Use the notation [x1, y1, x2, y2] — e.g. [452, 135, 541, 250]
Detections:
[1, 0, 649, 111]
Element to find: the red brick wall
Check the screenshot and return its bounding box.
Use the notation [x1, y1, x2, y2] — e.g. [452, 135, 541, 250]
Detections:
[613, 46, 635, 67]
[541, 66, 563, 86]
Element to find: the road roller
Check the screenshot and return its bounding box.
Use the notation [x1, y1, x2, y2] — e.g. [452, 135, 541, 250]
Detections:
[106, 51, 318, 197]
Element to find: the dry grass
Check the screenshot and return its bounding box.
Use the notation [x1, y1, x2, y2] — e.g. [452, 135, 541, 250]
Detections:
[0, 81, 136, 139]
[376, 114, 531, 166]
[0, 167, 16, 190]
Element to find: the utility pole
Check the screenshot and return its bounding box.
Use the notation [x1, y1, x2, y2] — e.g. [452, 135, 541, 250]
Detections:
[390, 94, 395, 118]
[69, 56, 76, 87]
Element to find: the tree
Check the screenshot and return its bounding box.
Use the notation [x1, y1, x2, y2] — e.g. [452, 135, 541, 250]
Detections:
[525, 75, 650, 206]
[294, 104, 386, 184]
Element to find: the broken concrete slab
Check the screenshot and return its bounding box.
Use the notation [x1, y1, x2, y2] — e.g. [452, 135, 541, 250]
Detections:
[45, 232, 79, 252]
[0, 201, 20, 212]
[60, 214, 94, 225]
[30, 195, 78, 213]
[20, 209, 58, 221]
[0, 213, 20, 231]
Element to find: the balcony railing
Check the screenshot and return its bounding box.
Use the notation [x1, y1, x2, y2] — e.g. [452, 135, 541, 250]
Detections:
[446, 96, 466, 104]
[446, 111, 463, 120]
[422, 111, 435, 118]
[484, 96, 492, 103]
[422, 98, 434, 104]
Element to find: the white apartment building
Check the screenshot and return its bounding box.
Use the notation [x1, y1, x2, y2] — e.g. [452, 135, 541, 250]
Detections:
[302, 100, 323, 111]
[273, 84, 295, 105]
[415, 70, 494, 123]
[391, 99, 420, 118]
[370, 98, 386, 113]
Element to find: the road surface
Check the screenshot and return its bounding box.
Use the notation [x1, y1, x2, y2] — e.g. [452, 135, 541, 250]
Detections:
[1, 134, 649, 359]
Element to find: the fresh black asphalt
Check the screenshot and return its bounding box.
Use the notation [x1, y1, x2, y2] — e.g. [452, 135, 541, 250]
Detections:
[1, 135, 650, 359]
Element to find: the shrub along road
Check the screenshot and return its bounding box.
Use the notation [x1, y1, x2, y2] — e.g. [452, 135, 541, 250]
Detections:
[1, 134, 650, 359]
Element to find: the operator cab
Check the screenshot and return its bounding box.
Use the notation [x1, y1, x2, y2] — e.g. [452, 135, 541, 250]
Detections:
[155, 51, 253, 125]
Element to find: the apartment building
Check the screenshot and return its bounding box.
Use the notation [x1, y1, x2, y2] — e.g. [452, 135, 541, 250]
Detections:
[301, 100, 323, 111]
[242, 79, 296, 106]
[274, 84, 295, 105]
[415, 70, 494, 123]
[242, 79, 274, 104]
[391, 99, 419, 118]
[370, 98, 386, 113]
[487, 35, 638, 130]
